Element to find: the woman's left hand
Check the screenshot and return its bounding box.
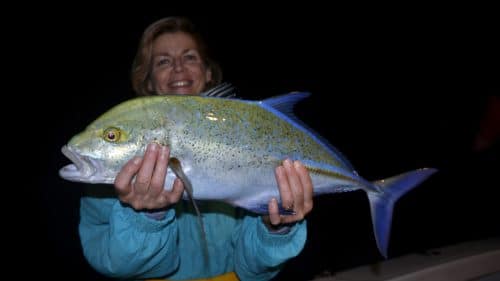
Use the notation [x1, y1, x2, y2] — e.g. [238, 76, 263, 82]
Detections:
[263, 159, 314, 230]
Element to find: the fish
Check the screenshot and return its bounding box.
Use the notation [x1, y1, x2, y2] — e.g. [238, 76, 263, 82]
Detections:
[59, 91, 437, 258]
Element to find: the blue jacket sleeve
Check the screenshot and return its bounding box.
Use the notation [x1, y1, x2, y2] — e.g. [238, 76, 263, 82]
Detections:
[232, 214, 307, 281]
[79, 196, 180, 279]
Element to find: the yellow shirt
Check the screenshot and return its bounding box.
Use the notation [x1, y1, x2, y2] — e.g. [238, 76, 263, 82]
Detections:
[148, 271, 238, 281]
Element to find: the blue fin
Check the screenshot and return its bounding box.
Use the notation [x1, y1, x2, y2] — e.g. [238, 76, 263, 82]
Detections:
[260, 92, 311, 119]
[367, 168, 438, 258]
[260, 92, 356, 171]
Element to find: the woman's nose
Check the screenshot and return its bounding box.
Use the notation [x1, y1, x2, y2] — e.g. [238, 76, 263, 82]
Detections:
[173, 58, 185, 72]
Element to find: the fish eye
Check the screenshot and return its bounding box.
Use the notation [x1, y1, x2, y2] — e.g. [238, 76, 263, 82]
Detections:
[103, 127, 121, 142]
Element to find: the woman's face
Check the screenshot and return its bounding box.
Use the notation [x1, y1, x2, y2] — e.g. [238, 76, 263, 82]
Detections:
[149, 32, 212, 95]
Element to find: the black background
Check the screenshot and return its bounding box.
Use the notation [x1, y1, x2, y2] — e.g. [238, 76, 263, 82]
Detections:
[17, 6, 499, 280]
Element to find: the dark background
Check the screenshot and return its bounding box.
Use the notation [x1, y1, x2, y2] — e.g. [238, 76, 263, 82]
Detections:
[20, 7, 498, 280]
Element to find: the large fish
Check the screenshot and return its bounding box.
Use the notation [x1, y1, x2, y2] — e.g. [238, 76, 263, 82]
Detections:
[59, 91, 437, 258]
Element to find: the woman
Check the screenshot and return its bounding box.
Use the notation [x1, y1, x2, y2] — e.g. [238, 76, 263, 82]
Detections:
[79, 16, 313, 281]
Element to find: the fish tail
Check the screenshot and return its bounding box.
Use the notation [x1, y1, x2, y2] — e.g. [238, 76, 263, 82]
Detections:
[367, 167, 438, 258]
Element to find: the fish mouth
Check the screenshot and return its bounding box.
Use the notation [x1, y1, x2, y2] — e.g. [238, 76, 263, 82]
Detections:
[59, 145, 110, 183]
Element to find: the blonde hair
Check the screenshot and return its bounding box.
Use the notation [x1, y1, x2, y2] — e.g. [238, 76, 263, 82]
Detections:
[131, 17, 222, 96]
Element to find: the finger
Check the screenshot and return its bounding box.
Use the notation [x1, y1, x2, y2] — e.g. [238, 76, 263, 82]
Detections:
[115, 156, 142, 197]
[268, 197, 281, 226]
[162, 178, 185, 205]
[135, 143, 159, 194]
[275, 164, 294, 210]
[149, 145, 170, 197]
[284, 159, 304, 211]
[295, 160, 314, 213]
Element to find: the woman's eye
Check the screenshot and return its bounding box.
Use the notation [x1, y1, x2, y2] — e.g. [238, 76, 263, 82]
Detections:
[184, 54, 198, 62]
[157, 58, 172, 66]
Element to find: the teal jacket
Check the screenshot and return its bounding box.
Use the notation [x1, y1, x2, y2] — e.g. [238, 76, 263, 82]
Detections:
[79, 194, 307, 281]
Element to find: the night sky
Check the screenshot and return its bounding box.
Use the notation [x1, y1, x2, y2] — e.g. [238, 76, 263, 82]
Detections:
[22, 8, 499, 280]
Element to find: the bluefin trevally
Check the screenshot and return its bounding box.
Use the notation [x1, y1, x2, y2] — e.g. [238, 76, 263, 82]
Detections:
[59, 92, 437, 258]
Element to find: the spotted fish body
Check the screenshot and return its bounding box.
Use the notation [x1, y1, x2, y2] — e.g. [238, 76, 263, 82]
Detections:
[60, 92, 437, 258]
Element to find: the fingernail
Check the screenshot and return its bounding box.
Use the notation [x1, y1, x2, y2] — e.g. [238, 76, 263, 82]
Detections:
[275, 166, 283, 174]
[149, 143, 158, 151]
[294, 160, 302, 168]
[160, 145, 169, 156]
[133, 157, 142, 165]
[284, 159, 292, 167]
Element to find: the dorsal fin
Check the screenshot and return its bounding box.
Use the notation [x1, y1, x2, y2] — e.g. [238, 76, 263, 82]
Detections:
[260, 92, 311, 123]
[259, 92, 356, 172]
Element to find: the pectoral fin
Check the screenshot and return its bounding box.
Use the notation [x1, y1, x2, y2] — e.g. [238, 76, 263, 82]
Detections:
[168, 158, 195, 205]
[169, 157, 208, 263]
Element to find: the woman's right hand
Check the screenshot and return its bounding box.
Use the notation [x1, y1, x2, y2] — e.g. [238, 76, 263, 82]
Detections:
[114, 143, 184, 210]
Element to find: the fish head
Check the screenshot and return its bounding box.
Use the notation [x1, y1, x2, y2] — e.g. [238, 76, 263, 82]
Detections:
[59, 126, 140, 184]
[59, 97, 171, 184]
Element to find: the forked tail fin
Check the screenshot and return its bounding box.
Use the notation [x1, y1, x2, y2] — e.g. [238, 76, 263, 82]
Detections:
[367, 168, 438, 258]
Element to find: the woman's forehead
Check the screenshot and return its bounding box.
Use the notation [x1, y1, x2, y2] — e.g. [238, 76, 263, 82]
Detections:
[153, 32, 199, 53]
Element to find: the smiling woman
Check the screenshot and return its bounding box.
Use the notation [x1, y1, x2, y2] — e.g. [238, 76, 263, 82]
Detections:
[131, 17, 222, 96]
[149, 32, 212, 95]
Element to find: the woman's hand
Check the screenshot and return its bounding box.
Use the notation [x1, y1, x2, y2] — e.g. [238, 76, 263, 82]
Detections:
[114, 143, 184, 210]
[264, 159, 314, 230]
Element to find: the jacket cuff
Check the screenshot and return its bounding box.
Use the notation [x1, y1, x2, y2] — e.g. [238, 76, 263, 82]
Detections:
[144, 210, 168, 220]
[113, 202, 176, 233]
[256, 218, 307, 248]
